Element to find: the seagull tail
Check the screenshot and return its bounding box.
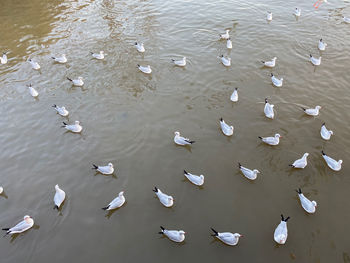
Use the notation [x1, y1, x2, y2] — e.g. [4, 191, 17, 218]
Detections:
[67, 77, 72, 82]
[102, 206, 109, 210]
[90, 52, 93, 55]
[261, 61, 265, 64]
[171, 59, 175, 62]
[238, 162, 242, 168]
[301, 107, 306, 111]
[54, 205, 59, 210]
[258, 136, 263, 140]
[321, 150, 325, 155]
[210, 228, 218, 236]
[51, 57, 56, 60]
[281, 214, 284, 221]
[52, 104, 57, 108]
[322, 122, 325, 126]
[189, 141, 195, 144]
[220, 117, 223, 122]
[61, 122, 67, 127]
[285, 216, 291, 222]
[296, 188, 302, 194]
[153, 187, 158, 193]
[184, 170, 188, 175]
[2, 228, 9, 231]
[92, 164, 98, 170]
[159, 226, 165, 234]
[288, 164, 294, 167]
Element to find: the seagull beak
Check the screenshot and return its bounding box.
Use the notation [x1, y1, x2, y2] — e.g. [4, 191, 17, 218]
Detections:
[240, 235, 244, 237]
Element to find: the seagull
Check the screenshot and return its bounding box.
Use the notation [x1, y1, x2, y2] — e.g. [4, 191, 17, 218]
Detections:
[159, 226, 185, 243]
[174, 131, 195, 145]
[258, 133, 281, 145]
[343, 16, 350, 23]
[320, 123, 333, 140]
[171, 57, 186, 67]
[227, 38, 232, 49]
[102, 191, 125, 210]
[92, 163, 114, 175]
[262, 57, 276, 68]
[318, 39, 327, 51]
[264, 98, 274, 119]
[220, 118, 234, 136]
[322, 150, 342, 171]
[230, 88, 238, 102]
[211, 228, 243, 246]
[296, 188, 317, 214]
[27, 84, 38, 97]
[52, 54, 67, 63]
[220, 30, 230, 40]
[0, 186, 3, 194]
[183, 170, 204, 186]
[271, 73, 283, 87]
[2, 215, 34, 235]
[67, 77, 84, 86]
[310, 54, 321, 66]
[238, 163, 260, 180]
[62, 121, 82, 133]
[274, 214, 290, 244]
[301, 106, 321, 116]
[220, 55, 231, 67]
[0, 52, 8, 64]
[294, 8, 301, 17]
[90, 51, 104, 60]
[135, 42, 145, 53]
[289, 153, 309, 168]
[54, 185, 66, 209]
[52, 105, 69, 117]
[267, 12, 273, 21]
[28, 59, 40, 70]
[137, 64, 152, 74]
[153, 187, 174, 207]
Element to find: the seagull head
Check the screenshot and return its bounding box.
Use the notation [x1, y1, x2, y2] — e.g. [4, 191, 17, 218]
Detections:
[174, 131, 180, 136]
[108, 163, 113, 168]
[55, 184, 60, 191]
[271, 73, 274, 77]
[179, 230, 186, 235]
[100, 51, 104, 54]
[226, 30, 229, 33]
[329, 130, 334, 135]
[78, 77, 83, 81]
[312, 201, 317, 207]
[273, 57, 277, 60]
[304, 153, 309, 158]
[24, 215, 31, 220]
[62, 106, 66, 110]
[75, 121, 80, 125]
[119, 191, 124, 196]
[275, 133, 281, 138]
[62, 54, 66, 57]
[253, 169, 260, 174]
[339, 160, 343, 165]
[199, 175, 204, 180]
[235, 233, 243, 238]
[183, 57, 186, 61]
[316, 106, 322, 110]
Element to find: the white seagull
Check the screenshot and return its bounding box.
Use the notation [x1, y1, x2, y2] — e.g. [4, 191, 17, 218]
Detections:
[238, 163, 260, 180]
[92, 162, 114, 175]
[318, 39, 327, 51]
[52, 104, 69, 117]
[220, 30, 230, 40]
[28, 59, 40, 70]
[310, 54, 321, 66]
[67, 77, 84, 86]
[294, 8, 301, 17]
[90, 51, 105, 60]
[220, 118, 234, 136]
[51, 54, 67, 63]
[343, 16, 350, 23]
[302, 106, 321, 116]
[261, 57, 276, 68]
[0, 52, 8, 64]
[135, 42, 145, 53]
[159, 226, 185, 243]
[211, 228, 242, 246]
[267, 12, 273, 21]
[227, 38, 232, 49]
[153, 187, 174, 207]
[271, 73, 283, 87]
[183, 170, 204, 186]
[102, 191, 125, 211]
[54, 185, 66, 209]
[274, 214, 290, 244]
[258, 133, 281, 145]
[137, 64, 152, 74]
[27, 84, 38, 97]
[174, 131, 195, 146]
[320, 122, 333, 140]
[0, 186, 3, 194]
[2, 215, 34, 235]
[322, 150, 342, 171]
[62, 121, 82, 133]
[289, 153, 309, 168]
[220, 55, 231, 67]
[172, 57, 186, 67]
[296, 188, 317, 214]
[264, 98, 274, 119]
[230, 88, 238, 102]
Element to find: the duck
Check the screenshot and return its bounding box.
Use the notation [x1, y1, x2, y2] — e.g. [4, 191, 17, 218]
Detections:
[289, 153, 309, 169]
[183, 170, 204, 186]
[102, 191, 125, 210]
[238, 163, 260, 180]
[92, 163, 114, 175]
[153, 187, 173, 207]
[274, 214, 290, 244]
[296, 188, 317, 213]
[320, 123, 333, 140]
[322, 150, 342, 171]
[159, 226, 185, 242]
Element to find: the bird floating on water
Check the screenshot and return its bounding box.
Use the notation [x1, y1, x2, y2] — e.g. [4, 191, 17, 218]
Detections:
[135, 42, 145, 53]
[294, 8, 301, 17]
[102, 191, 125, 210]
[211, 228, 243, 246]
[52, 104, 69, 117]
[296, 188, 317, 214]
[62, 121, 82, 133]
[174, 131, 195, 145]
[183, 170, 204, 186]
[301, 106, 321, 116]
[258, 133, 281, 146]
[227, 38, 232, 49]
[271, 73, 283, 87]
[264, 98, 274, 119]
[320, 123, 333, 140]
[159, 226, 185, 243]
[274, 214, 290, 244]
[310, 54, 321, 66]
[267, 12, 273, 21]
[238, 163, 260, 180]
[322, 150, 342, 171]
[220, 30, 230, 40]
[27, 83, 38, 97]
[2, 215, 34, 235]
[0, 186, 3, 194]
[172, 57, 186, 67]
[92, 163, 114, 175]
[54, 185, 66, 209]
[289, 153, 309, 169]
[230, 88, 238, 102]
[262, 57, 276, 68]
[318, 39, 327, 51]
[137, 64, 152, 74]
[67, 76, 84, 86]
[153, 187, 174, 207]
[220, 118, 234, 136]
[90, 51, 104, 60]
[343, 16, 350, 23]
[28, 59, 40, 70]
[0, 52, 8, 64]
[220, 55, 231, 67]
[52, 54, 67, 63]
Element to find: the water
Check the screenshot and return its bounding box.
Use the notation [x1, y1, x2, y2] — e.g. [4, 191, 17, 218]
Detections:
[0, 0, 350, 262]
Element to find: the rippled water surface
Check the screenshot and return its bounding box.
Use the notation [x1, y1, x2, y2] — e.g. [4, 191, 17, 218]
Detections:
[1, 0, 350, 262]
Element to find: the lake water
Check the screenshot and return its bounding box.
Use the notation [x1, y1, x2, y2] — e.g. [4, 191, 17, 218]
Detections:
[0, 0, 349, 262]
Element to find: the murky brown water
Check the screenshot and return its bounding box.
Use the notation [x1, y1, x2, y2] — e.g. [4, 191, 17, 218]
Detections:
[0, 0, 350, 262]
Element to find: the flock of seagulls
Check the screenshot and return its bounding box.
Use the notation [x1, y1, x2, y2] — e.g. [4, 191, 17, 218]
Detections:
[0, 3, 347, 249]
